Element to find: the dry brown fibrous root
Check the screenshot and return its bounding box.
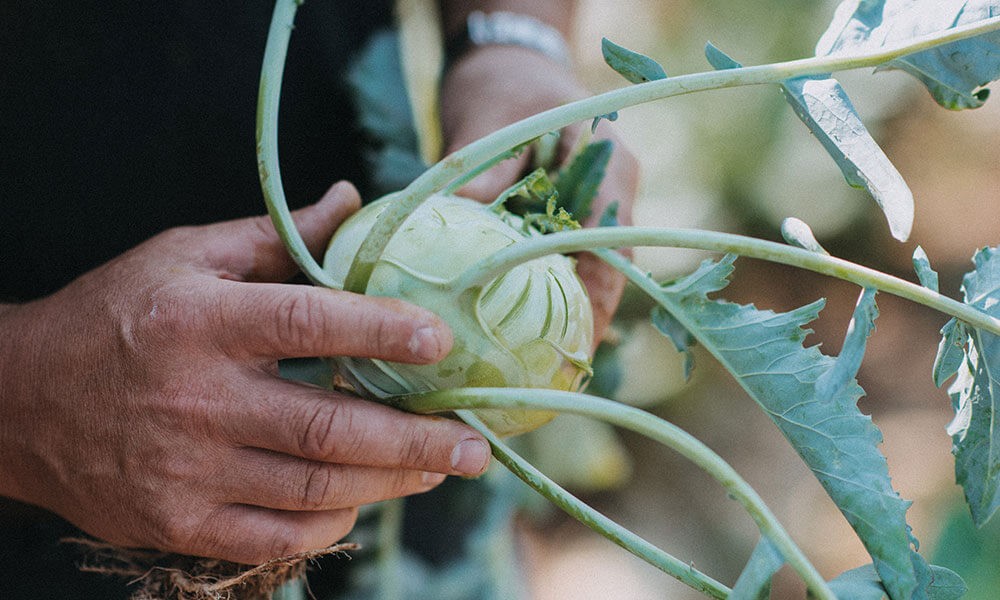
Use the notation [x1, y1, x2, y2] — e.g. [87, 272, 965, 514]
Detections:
[64, 537, 359, 600]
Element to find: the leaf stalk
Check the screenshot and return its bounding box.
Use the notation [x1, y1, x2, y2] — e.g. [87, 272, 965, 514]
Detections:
[393, 390, 836, 600]
[453, 227, 1000, 336]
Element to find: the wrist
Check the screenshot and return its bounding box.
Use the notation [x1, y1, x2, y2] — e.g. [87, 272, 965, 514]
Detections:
[443, 10, 573, 72]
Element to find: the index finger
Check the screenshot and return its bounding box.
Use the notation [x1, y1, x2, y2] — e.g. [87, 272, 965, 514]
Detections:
[205, 279, 453, 363]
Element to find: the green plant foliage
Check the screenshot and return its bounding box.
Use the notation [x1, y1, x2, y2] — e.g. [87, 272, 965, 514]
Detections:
[703, 42, 914, 242]
[345, 30, 427, 197]
[816, 288, 879, 401]
[730, 538, 784, 600]
[601, 37, 668, 84]
[824, 563, 967, 600]
[935, 319, 969, 388]
[817, 0, 1000, 110]
[704, 41, 742, 71]
[650, 305, 696, 380]
[932, 503, 1000, 600]
[553, 140, 613, 222]
[782, 217, 830, 255]
[913, 246, 940, 293]
[650, 257, 928, 599]
[937, 247, 1000, 527]
[779, 75, 914, 241]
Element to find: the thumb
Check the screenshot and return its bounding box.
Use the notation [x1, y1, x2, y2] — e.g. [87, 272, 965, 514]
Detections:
[205, 181, 362, 282]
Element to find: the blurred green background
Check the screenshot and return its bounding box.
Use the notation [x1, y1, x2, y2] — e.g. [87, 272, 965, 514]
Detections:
[512, 1, 1000, 598]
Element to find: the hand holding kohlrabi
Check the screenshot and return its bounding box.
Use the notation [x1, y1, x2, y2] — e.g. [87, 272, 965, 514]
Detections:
[258, 1, 1000, 598]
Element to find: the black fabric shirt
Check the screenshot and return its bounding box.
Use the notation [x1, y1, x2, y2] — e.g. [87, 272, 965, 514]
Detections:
[1, 2, 391, 597]
[2, 0, 392, 301]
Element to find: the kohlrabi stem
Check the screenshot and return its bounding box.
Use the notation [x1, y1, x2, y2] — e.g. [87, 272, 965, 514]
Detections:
[391, 393, 834, 599]
[452, 226, 1000, 336]
[341, 16, 1000, 293]
[455, 411, 733, 599]
[376, 499, 405, 600]
[256, 0, 340, 288]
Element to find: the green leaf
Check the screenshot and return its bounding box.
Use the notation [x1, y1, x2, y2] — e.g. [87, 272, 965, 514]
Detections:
[651, 257, 926, 599]
[730, 537, 784, 600]
[913, 246, 941, 293]
[598, 201, 620, 227]
[825, 563, 967, 600]
[554, 140, 613, 222]
[782, 217, 830, 255]
[591, 111, 619, 133]
[934, 318, 968, 388]
[702, 42, 914, 241]
[704, 41, 743, 70]
[346, 30, 427, 197]
[947, 246, 1000, 526]
[817, 1, 1000, 110]
[651, 305, 696, 380]
[779, 75, 914, 241]
[601, 37, 668, 84]
[816, 288, 879, 401]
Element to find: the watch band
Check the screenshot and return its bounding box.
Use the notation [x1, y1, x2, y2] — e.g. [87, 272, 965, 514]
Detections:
[444, 11, 572, 68]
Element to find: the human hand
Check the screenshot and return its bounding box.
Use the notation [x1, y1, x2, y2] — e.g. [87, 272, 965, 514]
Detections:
[0, 182, 491, 564]
[439, 46, 640, 346]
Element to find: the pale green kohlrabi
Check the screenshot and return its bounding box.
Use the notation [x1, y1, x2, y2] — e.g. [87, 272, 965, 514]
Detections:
[323, 194, 594, 436]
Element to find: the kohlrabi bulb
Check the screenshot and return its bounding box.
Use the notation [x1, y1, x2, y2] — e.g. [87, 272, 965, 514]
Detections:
[323, 194, 594, 436]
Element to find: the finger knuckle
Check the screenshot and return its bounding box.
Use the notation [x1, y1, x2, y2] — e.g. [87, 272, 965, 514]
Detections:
[401, 427, 436, 469]
[274, 292, 325, 352]
[154, 510, 200, 553]
[364, 313, 396, 358]
[297, 401, 356, 460]
[299, 464, 337, 510]
[264, 527, 308, 560]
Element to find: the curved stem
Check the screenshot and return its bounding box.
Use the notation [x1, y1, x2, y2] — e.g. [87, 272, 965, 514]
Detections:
[393, 390, 836, 600]
[376, 499, 405, 600]
[342, 16, 1000, 292]
[455, 410, 730, 599]
[256, 0, 339, 288]
[452, 226, 1000, 335]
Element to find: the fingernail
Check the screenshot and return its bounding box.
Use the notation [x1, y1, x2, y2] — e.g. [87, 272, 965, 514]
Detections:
[408, 327, 442, 362]
[422, 471, 447, 487]
[451, 439, 490, 475]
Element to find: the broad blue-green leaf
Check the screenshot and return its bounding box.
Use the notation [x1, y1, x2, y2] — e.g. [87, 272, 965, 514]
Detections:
[730, 537, 784, 600]
[782, 217, 830, 255]
[649, 257, 925, 599]
[601, 37, 668, 84]
[816, 288, 879, 401]
[934, 318, 968, 387]
[825, 563, 967, 600]
[817, 1, 1000, 110]
[913, 246, 940, 293]
[947, 246, 1000, 526]
[703, 44, 914, 241]
[780, 75, 914, 241]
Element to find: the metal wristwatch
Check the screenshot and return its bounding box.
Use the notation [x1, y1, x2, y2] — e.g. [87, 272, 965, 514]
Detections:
[444, 10, 572, 68]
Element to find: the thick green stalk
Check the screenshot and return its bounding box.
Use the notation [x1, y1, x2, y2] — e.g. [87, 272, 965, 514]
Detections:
[455, 410, 730, 599]
[452, 226, 1000, 335]
[341, 16, 1000, 292]
[394, 391, 835, 600]
[376, 499, 405, 600]
[256, 0, 339, 288]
